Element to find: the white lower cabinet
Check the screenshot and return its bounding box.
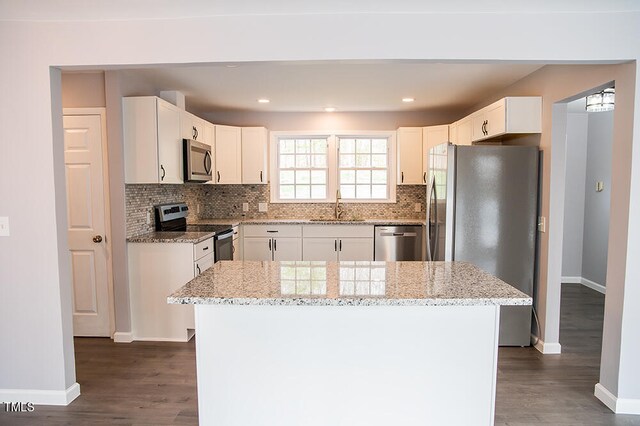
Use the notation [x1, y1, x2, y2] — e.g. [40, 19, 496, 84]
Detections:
[243, 225, 303, 261]
[302, 225, 374, 261]
[128, 237, 214, 342]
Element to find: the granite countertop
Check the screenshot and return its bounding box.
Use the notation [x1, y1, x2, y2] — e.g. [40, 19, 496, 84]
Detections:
[127, 231, 216, 244]
[193, 218, 425, 226]
[168, 261, 532, 307]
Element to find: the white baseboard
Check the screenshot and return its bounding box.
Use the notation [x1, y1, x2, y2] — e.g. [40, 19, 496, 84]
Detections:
[595, 383, 640, 414]
[561, 276, 606, 294]
[0, 382, 80, 406]
[532, 336, 562, 354]
[113, 332, 133, 343]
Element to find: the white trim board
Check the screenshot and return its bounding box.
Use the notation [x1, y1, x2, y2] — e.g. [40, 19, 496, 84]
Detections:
[0, 383, 80, 406]
[113, 332, 133, 343]
[595, 383, 640, 415]
[532, 335, 562, 354]
[561, 276, 606, 294]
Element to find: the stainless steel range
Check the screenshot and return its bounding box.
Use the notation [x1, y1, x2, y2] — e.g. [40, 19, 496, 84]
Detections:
[154, 202, 234, 261]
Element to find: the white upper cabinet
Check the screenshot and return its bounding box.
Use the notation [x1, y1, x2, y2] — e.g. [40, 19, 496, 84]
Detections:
[214, 125, 242, 184]
[422, 125, 449, 183]
[450, 116, 473, 146]
[241, 127, 268, 184]
[123, 96, 183, 184]
[182, 111, 214, 146]
[397, 127, 423, 185]
[472, 97, 541, 143]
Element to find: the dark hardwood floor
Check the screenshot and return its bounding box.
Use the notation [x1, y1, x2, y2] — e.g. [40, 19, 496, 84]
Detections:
[2, 284, 640, 425]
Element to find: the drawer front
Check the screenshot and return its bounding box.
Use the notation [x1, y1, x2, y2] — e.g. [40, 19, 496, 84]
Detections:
[243, 224, 302, 238]
[194, 252, 214, 276]
[194, 237, 214, 261]
[303, 224, 374, 238]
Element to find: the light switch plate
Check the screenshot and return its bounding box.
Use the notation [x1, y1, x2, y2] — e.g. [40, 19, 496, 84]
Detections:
[258, 203, 268, 212]
[242, 203, 249, 212]
[146, 212, 151, 225]
[414, 203, 422, 212]
[0, 216, 10, 236]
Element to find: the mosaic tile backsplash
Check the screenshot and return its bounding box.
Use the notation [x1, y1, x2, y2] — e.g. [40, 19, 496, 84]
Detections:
[126, 184, 426, 238]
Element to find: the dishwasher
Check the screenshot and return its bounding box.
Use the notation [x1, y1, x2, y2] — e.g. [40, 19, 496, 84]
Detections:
[374, 225, 424, 261]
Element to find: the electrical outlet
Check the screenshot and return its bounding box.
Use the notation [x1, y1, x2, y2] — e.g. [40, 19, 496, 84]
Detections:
[146, 212, 151, 225]
[197, 204, 201, 214]
[242, 203, 249, 212]
[414, 203, 422, 212]
[258, 203, 268, 212]
[538, 216, 546, 233]
[0, 216, 9, 236]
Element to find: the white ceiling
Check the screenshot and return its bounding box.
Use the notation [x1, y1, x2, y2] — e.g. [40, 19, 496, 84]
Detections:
[125, 61, 544, 114]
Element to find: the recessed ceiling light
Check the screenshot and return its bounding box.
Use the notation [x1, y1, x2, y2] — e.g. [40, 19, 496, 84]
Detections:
[402, 98, 415, 103]
[324, 107, 336, 112]
[258, 99, 270, 104]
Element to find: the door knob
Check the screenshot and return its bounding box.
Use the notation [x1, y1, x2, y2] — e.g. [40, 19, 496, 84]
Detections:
[93, 235, 103, 243]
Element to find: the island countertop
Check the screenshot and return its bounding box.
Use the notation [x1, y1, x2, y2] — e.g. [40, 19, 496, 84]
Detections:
[168, 261, 531, 307]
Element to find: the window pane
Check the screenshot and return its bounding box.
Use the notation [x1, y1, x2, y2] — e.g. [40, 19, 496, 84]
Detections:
[356, 139, 371, 153]
[356, 170, 371, 184]
[280, 139, 295, 153]
[372, 170, 387, 184]
[311, 170, 326, 184]
[340, 184, 355, 199]
[296, 139, 310, 153]
[311, 185, 326, 199]
[340, 138, 355, 153]
[355, 267, 370, 280]
[312, 139, 327, 153]
[371, 154, 387, 168]
[296, 170, 310, 184]
[340, 154, 355, 168]
[280, 185, 295, 199]
[356, 185, 371, 198]
[312, 155, 326, 168]
[371, 185, 387, 198]
[372, 139, 387, 153]
[280, 154, 295, 168]
[280, 170, 295, 184]
[296, 185, 310, 199]
[340, 170, 355, 184]
[311, 267, 326, 280]
[295, 155, 310, 168]
[356, 154, 371, 167]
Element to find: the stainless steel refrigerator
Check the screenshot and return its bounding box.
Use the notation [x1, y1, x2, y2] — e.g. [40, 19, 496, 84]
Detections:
[426, 143, 539, 346]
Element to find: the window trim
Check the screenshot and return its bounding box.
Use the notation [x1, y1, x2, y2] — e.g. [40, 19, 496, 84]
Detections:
[270, 130, 396, 204]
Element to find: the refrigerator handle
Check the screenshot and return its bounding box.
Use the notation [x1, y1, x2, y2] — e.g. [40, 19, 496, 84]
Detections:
[432, 176, 439, 260]
[425, 176, 432, 261]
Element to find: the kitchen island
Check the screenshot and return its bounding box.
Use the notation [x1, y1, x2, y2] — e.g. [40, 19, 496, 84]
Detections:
[169, 261, 531, 426]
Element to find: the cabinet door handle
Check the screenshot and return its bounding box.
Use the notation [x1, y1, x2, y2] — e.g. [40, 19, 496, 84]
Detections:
[485, 120, 489, 135]
[401, 171, 404, 183]
[274, 239, 277, 251]
[339, 239, 342, 251]
[196, 265, 201, 275]
[193, 126, 198, 140]
[334, 239, 337, 252]
[423, 172, 426, 183]
[217, 171, 221, 182]
[260, 170, 263, 182]
[268, 239, 272, 251]
[160, 165, 166, 181]
[202, 246, 209, 251]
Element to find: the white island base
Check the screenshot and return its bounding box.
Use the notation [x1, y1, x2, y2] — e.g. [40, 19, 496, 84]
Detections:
[194, 304, 501, 426]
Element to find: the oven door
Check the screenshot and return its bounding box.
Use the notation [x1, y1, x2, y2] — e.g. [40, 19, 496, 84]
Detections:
[214, 229, 234, 262]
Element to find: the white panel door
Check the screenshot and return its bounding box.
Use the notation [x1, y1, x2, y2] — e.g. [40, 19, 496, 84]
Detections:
[397, 127, 423, 184]
[338, 238, 374, 261]
[303, 237, 338, 261]
[157, 100, 183, 183]
[63, 114, 111, 337]
[273, 238, 303, 261]
[243, 237, 273, 260]
[241, 127, 268, 184]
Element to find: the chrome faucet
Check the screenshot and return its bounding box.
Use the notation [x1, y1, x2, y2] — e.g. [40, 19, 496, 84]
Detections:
[335, 189, 343, 220]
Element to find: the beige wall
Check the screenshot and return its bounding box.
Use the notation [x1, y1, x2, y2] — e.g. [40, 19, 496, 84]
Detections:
[61, 72, 106, 108]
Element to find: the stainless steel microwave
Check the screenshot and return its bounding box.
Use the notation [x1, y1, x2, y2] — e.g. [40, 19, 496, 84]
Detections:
[183, 139, 212, 182]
